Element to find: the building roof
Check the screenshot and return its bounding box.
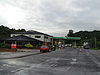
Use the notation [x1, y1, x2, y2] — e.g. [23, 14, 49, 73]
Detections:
[49, 37, 81, 40]
[12, 30, 52, 37]
[0, 38, 6, 41]
[6, 35, 43, 42]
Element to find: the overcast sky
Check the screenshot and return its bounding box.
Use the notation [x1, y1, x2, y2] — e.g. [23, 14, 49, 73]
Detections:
[0, 0, 100, 36]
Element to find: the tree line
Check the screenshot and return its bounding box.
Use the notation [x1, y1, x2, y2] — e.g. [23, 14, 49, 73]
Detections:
[0, 25, 26, 39]
[67, 30, 100, 49]
[0, 25, 100, 49]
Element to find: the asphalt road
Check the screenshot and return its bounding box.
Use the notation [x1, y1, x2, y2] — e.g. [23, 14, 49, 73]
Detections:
[0, 48, 100, 75]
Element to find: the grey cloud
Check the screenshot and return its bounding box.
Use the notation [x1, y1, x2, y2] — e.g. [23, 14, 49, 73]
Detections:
[0, 0, 100, 36]
[16, 0, 100, 34]
[0, 16, 7, 24]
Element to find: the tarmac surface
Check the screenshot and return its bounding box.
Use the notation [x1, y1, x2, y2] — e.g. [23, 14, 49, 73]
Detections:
[0, 49, 40, 59]
[0, 48, 100, 75]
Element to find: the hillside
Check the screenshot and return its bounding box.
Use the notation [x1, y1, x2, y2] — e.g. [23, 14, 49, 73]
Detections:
[0, 25, 26, 39]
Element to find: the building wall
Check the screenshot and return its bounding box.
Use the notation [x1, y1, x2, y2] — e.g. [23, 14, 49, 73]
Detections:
[11, 34, 51, 42]
[44, 35, 51, 42]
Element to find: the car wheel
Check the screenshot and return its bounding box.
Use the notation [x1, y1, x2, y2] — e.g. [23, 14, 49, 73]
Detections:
[47, 50, 49, 52]
[40, 50, 43, 53]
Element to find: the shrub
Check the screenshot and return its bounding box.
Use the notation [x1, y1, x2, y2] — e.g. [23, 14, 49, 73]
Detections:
[97, 41, 100, 49]
[17, 45, 25, 48]
[24, 43, 33, 48]
[0, 43, 10, 48]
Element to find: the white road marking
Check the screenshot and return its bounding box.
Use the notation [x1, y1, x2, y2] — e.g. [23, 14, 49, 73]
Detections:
[85, 51, 100, 67]
[11, 68, 25, 73]
[72, 58, 77, 62]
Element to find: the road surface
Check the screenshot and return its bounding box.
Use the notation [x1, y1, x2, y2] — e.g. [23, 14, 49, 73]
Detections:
[0, 48, 100, 75]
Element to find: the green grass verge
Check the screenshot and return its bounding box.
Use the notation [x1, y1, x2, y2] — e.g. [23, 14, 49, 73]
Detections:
[91, 48, 100, 50]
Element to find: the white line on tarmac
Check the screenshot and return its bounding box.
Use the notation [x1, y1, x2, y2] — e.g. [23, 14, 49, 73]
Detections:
[85, 50, 100, 67]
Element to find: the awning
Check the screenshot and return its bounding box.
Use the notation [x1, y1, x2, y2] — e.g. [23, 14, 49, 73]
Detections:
[6, 35, 43, 42]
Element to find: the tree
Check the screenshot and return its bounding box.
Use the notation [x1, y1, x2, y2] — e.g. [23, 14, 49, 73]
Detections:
[0, 25, 26, 38]
[67, 30, 74, 37]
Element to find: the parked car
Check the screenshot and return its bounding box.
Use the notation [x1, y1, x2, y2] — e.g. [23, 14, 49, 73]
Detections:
[65, 44, 72, 47]
[40, 45, 50, 52]
[83, 44, 90, 49]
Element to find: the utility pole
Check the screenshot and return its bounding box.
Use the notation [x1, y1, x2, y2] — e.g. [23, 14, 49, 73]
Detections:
[94, 37, 97, 49]
[51, 38, 53, 46]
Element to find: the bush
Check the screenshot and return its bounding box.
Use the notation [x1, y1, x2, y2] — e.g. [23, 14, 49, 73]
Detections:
[24, 43, 33, 48]
[17, 45, 25, 48]
[97, 41, 100, 49]
[0, 43, 10, 48]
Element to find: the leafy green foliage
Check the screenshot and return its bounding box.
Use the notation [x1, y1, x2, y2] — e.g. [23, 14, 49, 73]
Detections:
[67, 30, 75, 37]
[74, 30, 100, 40]
[97, 41, 100, 49]
[73, 30, 100, 49]
[24, 43, 33, 48]
[0, 25, 26, 38]
[0, 43, 10, 48]
[66, 30, 100, 49]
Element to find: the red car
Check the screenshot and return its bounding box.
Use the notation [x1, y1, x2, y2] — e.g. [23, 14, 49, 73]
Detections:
[40, 45, 50, 52]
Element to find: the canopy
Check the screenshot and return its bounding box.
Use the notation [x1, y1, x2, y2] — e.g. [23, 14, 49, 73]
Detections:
[49, 37, 81, 40]
[6, 35, 43, 42]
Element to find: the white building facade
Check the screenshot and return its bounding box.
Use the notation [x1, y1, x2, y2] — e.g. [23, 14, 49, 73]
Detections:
[11, 31, 52, 43]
